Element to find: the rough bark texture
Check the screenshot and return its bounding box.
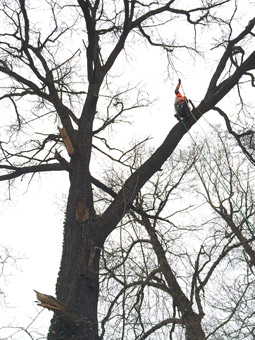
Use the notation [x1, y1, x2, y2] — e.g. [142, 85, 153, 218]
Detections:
[48, 168, 100, 339]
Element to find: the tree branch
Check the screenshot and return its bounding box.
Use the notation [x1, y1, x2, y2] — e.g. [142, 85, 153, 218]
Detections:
[0, 162, 65, 181]
[213, 107, 255, 165]
[205, 17, 255, 97]
[138, 317, 183, 340]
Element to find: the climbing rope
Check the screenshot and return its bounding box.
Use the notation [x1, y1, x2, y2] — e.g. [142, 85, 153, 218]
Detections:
[168, 55, 255, 234]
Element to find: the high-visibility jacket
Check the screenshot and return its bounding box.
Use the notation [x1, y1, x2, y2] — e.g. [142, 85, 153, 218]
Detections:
[175, 82, 185, 102]
[174, 82, 189, 117]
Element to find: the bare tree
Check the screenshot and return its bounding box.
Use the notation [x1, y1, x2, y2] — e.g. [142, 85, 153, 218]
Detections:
[0, 1, 254, 339]
[0, 245, 18, 307]
[193, 133, 255, 339]
[98, 149, 202, 340]
[97, 140, 255, 340]
[194, 134, 255, 262]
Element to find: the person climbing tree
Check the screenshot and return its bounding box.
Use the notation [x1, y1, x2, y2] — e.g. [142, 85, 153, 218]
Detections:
[174, 79, 191, 121]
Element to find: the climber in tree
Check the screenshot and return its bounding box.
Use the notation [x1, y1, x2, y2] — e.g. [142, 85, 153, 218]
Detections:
[174, 79, 191, 121]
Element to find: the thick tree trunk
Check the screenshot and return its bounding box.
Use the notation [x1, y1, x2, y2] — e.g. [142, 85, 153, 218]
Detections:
[48, 188, 101, 339]
[48, 152, 101, 340]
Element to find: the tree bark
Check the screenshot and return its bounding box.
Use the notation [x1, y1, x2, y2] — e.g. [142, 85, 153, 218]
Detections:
[48, 91, 101, 339]
[48, 172, 101, 340]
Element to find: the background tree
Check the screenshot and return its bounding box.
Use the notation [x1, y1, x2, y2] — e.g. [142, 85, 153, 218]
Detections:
[97, 134, 255, 340]
[192, 132, 255, 339]
[0, 246, 18, 307]
[0, 1, 255, 340]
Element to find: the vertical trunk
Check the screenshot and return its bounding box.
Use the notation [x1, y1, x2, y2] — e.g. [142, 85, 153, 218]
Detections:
[48, 103, 101, 339]
[48, 175, 101, 340]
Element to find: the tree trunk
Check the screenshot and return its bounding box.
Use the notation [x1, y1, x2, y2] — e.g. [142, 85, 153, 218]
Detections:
[48, 154, 101, 340]
[142, 215, 206, 340]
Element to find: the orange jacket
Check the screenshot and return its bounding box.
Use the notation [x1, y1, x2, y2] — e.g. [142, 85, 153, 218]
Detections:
[175, 82, 185, 102]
